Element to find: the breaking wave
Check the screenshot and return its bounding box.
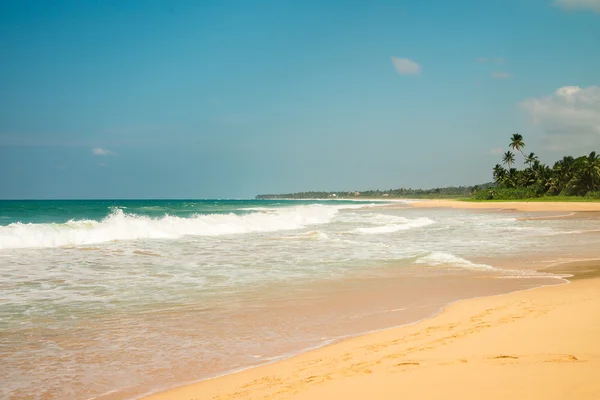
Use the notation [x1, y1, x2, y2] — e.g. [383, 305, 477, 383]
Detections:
[0, 205, 355, 249]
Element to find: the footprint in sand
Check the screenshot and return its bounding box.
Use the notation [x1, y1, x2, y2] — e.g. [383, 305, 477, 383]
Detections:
[395, 361, 421, 367]
[492, 355, 519, 359]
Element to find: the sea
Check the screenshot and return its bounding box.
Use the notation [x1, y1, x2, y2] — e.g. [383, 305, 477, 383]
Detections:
[1, 199, 599, 399]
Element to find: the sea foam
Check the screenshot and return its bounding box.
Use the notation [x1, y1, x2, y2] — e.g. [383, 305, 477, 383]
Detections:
[0, 204, 356, 249]
[416, 252, 493, 270]
[355, 217, 435, 234]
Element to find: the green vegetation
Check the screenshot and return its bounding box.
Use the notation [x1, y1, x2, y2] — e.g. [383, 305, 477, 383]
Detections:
[256, 184, 494, 200]
[256, 134, 600, 202]
[476, 134, 600, 200]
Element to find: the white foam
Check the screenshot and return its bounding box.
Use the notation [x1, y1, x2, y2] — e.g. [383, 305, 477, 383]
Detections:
[416, 252, 493, 270]
[305, 231, 330, 240]
[0, 205, 356, 249]
[355, 217, 435, 234]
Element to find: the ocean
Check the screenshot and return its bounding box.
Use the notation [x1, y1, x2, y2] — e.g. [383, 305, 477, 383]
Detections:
[1, 199, 599, 399]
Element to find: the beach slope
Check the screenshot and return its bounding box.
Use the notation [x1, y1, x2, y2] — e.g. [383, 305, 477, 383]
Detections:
[409, 199, 600, 212]
[144, 274, 600, 400]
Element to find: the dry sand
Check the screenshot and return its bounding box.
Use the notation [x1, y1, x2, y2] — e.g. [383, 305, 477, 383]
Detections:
[408, 198, 600, 212]
[143, 263, 600, 400]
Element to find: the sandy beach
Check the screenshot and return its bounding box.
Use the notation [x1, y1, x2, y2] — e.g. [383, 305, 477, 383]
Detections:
[408, 199, 600, 212]
[144, 263, 600, 400]
[142, 201, 600, 400]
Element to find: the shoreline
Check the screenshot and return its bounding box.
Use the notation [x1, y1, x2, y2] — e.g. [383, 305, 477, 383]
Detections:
[137, 202, 600, 400]
[124, 269, 560, 400]
[10, 199, 599, 400]
[406, 198, 600, 212]
[257, 197, 600, 212]
[140, 257, 600, 400]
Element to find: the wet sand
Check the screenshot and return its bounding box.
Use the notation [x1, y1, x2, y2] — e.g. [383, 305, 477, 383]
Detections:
[90, 268, 554, 400]
[143, 261, 600, 400]
[544, 259, 600, 280]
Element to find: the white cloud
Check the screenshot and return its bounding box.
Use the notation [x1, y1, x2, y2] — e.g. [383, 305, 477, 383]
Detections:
[488, 147, 504, 155]
[476, 57, 505, 64]
[92, 147, 116, 156]
[554, 0, 600, 13]
[391, 57, 422, 75]
[520, 85, 600, 151]
[491, 71, 511, 79]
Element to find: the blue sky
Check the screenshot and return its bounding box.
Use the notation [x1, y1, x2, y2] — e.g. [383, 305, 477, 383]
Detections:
[1, 0, 599, 199]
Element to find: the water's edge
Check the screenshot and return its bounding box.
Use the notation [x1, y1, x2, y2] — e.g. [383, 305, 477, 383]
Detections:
[129, 268, 573, 400]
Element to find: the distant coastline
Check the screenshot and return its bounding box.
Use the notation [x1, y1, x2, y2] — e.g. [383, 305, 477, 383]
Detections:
[255, 183, 493, 200]
[258, 135, 600, 202]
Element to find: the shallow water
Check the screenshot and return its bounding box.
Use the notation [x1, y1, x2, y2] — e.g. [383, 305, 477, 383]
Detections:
[1, 200, 599, 399]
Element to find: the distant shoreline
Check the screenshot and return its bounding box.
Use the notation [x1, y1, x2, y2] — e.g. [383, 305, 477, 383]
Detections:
[256, 196, 600, 205]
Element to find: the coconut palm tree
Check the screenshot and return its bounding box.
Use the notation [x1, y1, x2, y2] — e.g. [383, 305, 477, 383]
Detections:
[562, 152, 600, 195]
[509, 133, 525, 158]
[525, 152, 538, 166]
[580, 151, 600, 191]
[553, 156, 576, 193]
[502, 151, 515, 169]
[506, 168, 518, 188]
[545, 176, 560, 194]
[493, 164, 507, 186]
[486, 137, 600, 198]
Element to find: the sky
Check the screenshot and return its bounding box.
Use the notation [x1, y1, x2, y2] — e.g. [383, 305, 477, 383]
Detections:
[1, 0, 599, 199]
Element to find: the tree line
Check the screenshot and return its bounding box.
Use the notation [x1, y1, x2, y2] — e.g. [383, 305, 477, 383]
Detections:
[479, 134, 600, 200]
[256, 184, 494, 200]
[256, 134, 600, 201]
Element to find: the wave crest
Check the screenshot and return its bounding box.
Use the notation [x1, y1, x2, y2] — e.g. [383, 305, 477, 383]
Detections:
[0, 205, 349, 249]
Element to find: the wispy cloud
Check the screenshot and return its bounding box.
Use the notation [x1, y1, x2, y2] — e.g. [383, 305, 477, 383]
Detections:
[92, 147, 116, 156]
[520, 85, 600, 151]
[391, 57, 422, 75]
[491, 71, 511, 79]
[554, 0, 600, 13]
[488, 147, 504, 155]
[476, 57, 505, 64]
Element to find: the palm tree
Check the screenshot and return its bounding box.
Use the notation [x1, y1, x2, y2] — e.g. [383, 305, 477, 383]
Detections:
[546, 176, 560, 195]
[502, 151, 515, 169]
[581, 151, 600, 192]
[525, 152, 538, 166]
[563, 152, 600, 195]
[509, 133, 525, 158]
[493, 164, 507, 186]
[506, 168, 518, 188]
[553, 156, 576, 193]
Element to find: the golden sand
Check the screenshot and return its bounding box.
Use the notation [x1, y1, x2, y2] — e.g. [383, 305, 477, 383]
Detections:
[143, 270, 600, 400]
[408, 199, 600, 212]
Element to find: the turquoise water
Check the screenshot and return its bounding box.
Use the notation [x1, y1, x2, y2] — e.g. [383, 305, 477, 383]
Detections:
[0, 199, 372, 249]
[1, 200, 599, 399]
[0, 199, 366, 225]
